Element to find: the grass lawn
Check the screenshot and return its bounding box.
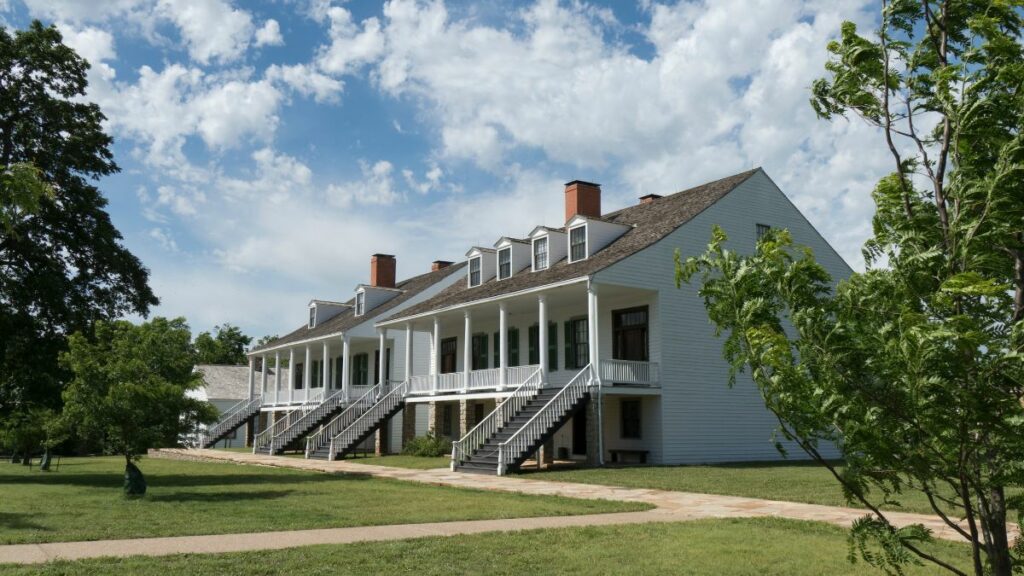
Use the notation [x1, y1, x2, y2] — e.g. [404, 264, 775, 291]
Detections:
[339, 454, 451, 469]
[0, 517, 970, 575]
[529, 461, 1021, 516]
[0, 456, 645, 545]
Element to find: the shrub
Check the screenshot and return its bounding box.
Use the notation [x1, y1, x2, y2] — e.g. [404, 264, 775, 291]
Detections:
[401, 433, 452, 457]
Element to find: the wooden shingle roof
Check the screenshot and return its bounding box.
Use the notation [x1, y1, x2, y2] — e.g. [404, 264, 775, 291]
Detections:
[386, 168, 760, 321]
[250, 262, 466, 352]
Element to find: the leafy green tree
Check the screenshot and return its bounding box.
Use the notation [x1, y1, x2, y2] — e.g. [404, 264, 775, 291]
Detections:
[1, 162, 53, 235]
[255, 334, 286, 367]
[194, 323, 252, 365]
[0, 23, 157, 427]
[678, 3, 1023, 574]
[60, 317, 217, 495]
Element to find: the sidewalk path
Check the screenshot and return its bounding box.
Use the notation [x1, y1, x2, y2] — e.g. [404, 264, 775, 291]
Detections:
[0, 448, 990, 565]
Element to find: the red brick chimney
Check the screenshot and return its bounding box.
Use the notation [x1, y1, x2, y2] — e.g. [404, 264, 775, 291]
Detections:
[638, 193, 662, 205]
[370, 254, 396, 288]
[431, 260, 453, 272]
[565, 180, 601, 222]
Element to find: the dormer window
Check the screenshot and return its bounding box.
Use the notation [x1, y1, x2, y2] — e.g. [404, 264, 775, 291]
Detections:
[533, 237, 548, 271]
[497, 248, 511, 280]
[469, 257, 482, 287]
[569, 225, 587, 262]
[308, 306, 316, 328]
[355, 291, 365, 316]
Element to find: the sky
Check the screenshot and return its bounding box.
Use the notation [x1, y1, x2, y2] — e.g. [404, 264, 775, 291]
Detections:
[2, 0, 890, 340]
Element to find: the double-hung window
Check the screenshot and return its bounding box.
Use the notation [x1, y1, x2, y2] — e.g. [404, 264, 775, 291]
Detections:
[308, 307, 316, 328]
[533, 237, 548, 270]
[497, 248, 511, 280]
[564, 318, 589, 369]
[355, 292, 365, 316]
[756, 223, 772, 240]
[569, 226, 586, 262]
[469, 257, 481, 287]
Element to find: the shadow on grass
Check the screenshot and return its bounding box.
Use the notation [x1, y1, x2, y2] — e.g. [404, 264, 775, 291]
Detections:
[146, 490, 297, 503]
[0, 512, 52, 533]
[516, 459, 845, 477]
[0, 471, 373, 489]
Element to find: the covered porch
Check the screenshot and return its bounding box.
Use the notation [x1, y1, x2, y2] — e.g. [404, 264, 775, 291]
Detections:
[383, 279, 661, 398]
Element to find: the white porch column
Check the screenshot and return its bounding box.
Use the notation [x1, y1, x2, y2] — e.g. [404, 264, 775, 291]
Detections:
[322, 340, 330, 392]
[432, 317, 440, 394]
[588, 284, 600, 377]
[288, 348, 295, 404]
[304, 345, 312, 395]
[247, 357, 256, 400]
[378, 328, 387, 387]
[463, 310, 472, 391]
[260, 354, 268, 396]
[404, 323, 413, 380]
[538, 294, 548, 384]
[274, 352, 281, 404]
[498, 302, 508, 390]
[341, 335, 351, 401]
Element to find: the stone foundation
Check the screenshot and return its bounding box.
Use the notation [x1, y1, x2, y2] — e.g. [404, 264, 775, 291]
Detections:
[401, 403, 417, 445]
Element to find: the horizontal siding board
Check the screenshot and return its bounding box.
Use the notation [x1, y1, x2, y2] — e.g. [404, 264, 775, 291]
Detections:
[595, 171, 847, 464]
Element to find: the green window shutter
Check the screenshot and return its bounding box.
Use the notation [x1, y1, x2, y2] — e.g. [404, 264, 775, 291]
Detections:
[548, 322, 558, 372]
[528, 325, 539, 365]
[564, 321, 573, 371]
[508, 328, 519, 366]
[492, 332, 499, 368]
[470, 333, 487, 371]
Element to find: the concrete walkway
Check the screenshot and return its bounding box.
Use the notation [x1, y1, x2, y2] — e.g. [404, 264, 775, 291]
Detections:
[0, 448, 992, 565]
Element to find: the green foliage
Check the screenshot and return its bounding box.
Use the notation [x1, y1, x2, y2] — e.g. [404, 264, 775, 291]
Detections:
[194, 323, 252, 365]
[401, 433, 453, 457]
[0, 162, 54, 235]
[680, 3, 1024, 574]
[0, 22, 157, 427]
[59, 317, 217, 492]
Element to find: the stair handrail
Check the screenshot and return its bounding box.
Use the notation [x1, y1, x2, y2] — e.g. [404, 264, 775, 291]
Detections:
[327, 380, 408, 461]
[253, 402, 314, 453]
[496, 364, 593, 475]
[202, 395, 262, 446]
[450, 366, 543, 470]
[305, 384, 380, 458]
[265, 387, 347, 451]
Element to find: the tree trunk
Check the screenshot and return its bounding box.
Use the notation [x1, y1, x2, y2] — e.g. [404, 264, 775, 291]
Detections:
[123, 456, 146, 497]
[983, 487, 1013, 576]
[39, 449, 51, 471]
[9, 452, 20, 464]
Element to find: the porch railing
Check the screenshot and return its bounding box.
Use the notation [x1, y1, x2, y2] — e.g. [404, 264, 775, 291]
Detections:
[507, 365, 541, 387]
[327, 380, 409, 461]
[497, 364, 593, 475]
[252, 406, 310, 453]
[305, 384, 380, 458]
[600, 359, 659, 386]
[468, 367, 500, 390]
[436, 372, 463, 393]
[408, 374, 432, 394]
[199, 394, 261, 447]
[260, 388, 347, 454]
[450, 366, 543, 469]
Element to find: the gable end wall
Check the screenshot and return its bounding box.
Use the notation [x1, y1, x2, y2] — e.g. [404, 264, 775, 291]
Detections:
[595, 170, 848, 464]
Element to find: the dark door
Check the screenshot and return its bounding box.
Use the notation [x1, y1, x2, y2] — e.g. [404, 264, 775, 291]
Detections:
[373, 348, 392, 384]
[440, 337, 458, 374]
[612, 306, 649, 361]
[572, 406, 588, 455]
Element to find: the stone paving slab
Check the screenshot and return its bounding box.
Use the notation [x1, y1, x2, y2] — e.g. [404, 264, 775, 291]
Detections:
[156, 448, 999, 543]
[0, 511, 679, 565]
[0, 448, 1004, 565]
